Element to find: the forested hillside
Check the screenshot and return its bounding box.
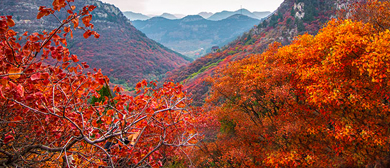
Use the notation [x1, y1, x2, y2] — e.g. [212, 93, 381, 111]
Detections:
[0, 0, 190, 87]
[193, 1, 390, 166]
[168, 0, 339, 105]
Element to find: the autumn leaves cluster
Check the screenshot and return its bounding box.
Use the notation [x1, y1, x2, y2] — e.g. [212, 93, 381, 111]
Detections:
[196, 0, 390, 167]
[2, 0, 390, 167]
[0, 0, 198, 167]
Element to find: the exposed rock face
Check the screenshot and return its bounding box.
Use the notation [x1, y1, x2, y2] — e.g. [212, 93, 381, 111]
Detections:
[294, 2, 305, 19]
[0, 0, 190, 86]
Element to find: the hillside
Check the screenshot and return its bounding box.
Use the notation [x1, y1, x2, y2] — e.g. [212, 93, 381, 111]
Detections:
[195, 0, 390, 166]
[167, 0, 340, 105]
[133, 14, 260, 58]
[0, 0, 190, 87]
[207, 8, 271, 20]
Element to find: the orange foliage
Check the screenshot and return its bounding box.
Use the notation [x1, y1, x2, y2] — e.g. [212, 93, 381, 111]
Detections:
[198, 1, 390, 167]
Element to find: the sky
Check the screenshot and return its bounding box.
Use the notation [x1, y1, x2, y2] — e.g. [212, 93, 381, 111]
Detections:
[101, 0, 284, 16]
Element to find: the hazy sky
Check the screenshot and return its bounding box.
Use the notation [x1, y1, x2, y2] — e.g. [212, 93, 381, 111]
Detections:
[101, 0, 284, 15]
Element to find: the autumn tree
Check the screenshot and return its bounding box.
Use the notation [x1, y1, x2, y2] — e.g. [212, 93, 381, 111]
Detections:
[198, 0, 390, 167]
[0, 0, 199, 167]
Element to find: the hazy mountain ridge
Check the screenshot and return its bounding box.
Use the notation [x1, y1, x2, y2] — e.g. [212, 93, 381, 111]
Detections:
[123, 11, 150, 21]
[198, 12, 214, 18]
[124, 9, 270, 21]
[207, 9, 271, 20]
[167, 0, 339, 105]
[0, 0, 190, 87]
[159, 13, 178, 20]
[133, 14, 260, 58]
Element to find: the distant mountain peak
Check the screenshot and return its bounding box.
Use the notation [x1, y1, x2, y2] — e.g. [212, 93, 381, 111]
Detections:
[207, 8, 270, 21]
[149, 16, 169, 21]
[226, 14, 257, 20]
[198, 12, 214, 18]
[160, 13, 178, 20]
[235, 8, 251, 13]
[181, 15, 205, 21]
[123, 11, 150, 21]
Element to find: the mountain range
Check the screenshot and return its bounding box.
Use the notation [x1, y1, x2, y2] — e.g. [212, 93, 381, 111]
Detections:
[132, 14, 261, 58]
[207, 9, 271, 21]
[123, 9, 271, 21]
[0, 0, 190, 88]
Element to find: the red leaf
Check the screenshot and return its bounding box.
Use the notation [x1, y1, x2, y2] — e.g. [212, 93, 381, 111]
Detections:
[82, 15, 92, 27]
[71, 54, 79, 62]
[98, 78, 105, 85]
[89, 5, 96, 11]
[136, 82, 142, 89]
[72, 18, 79, 28]
[37, 11, 45, 19]
[31, 73, 41, 81]
[3, 135, 14, 144]
[17, 84, 24, 98]
[13, 116, 23, 122]
[83, 30, 92, 39]
[93, 31, 100, 39]
[0, 86, 5, 99]
[64, 26, 70, 33]
[6, 17, 15, 27]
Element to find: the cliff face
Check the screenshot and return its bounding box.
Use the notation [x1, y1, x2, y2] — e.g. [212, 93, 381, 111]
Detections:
[0, 0, 190, 87]
[167, 0, 339, 105]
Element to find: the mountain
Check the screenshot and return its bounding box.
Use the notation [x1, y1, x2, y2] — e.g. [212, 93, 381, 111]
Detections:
[198, 12, 214, 18]
[167, 0, 340, 105]
[159, 13, 178, 20]
[133, 14, 259, 58]
[0, 0, 190, 88]
[173, 14, 186, 19]
[207, 8, 271, 21]
[123, 11, 150, 21]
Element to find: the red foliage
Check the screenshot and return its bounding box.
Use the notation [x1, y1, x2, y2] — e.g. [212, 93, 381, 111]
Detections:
[0, 1, 199, 167]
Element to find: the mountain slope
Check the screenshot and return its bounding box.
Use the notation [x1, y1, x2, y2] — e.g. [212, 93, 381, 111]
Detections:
[207, 9, 271, 21]
[123, 11, 151, 21]
[0, 0, 189, 87]
[133, 14, 260, 58]
[167, 0, 340, 105]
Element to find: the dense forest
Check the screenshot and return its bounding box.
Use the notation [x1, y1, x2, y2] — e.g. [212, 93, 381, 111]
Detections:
[1, 0, 390, 167]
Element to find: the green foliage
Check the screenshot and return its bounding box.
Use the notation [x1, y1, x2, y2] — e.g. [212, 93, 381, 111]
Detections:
[227, 50, 237, 55]
[220, 119, 236, 134]
[244, 34, 254, 45]
[187, 59, 224, 80]
[290, 8, 295, 17]
[90, 85, 113, 105]
[297, 19, 305, 32]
